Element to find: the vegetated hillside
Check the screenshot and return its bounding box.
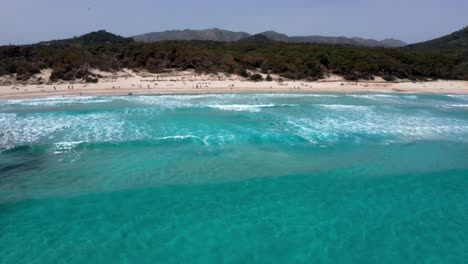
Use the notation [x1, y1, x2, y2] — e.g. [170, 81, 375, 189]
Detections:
[1, 32, 466, 83]
[257, 31, 290, 42]
[132, 28, 407, 47]
[288, 35, 406, 47]
[408, 27, 468, 49]
[39, 30, 134, 46]
[239, 35, 277, 43]
[380, 39, 408, 48]
[133, 28, 250, 43]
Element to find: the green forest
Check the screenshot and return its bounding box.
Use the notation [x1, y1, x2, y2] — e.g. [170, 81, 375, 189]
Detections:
[1, 29, 467, 83]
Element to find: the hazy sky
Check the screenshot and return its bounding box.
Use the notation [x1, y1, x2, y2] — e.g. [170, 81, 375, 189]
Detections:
[1, 0, 467, 45]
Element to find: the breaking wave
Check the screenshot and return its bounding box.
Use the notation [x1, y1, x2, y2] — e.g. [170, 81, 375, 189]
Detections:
[1, 93, 467, 150]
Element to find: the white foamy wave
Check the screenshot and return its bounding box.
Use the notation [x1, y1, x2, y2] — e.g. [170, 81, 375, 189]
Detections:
[447, 94, 468, 100]
[1, 96, 113, 107]
[116, 94, 302, 110]
[117, 96, 193, 109]
[0, 112, 149, 149]
[208, 104, 297, 112]
[445, 104, 468, 108]
[2, 93, 467, 150]
[53, 141, 84, 154]
[262, 93, 340, 98]
[346, 94, 419, 101]
[153, 134, 237, 146]
[204, 134, 236, 145]
[157, 94, 240, 100]
[286, 111, 468, 144]
[157, 135, 200, 141]
[402, 95, 419, 99]
[317, 104, 374, 111]
[347, 94, 388, 99]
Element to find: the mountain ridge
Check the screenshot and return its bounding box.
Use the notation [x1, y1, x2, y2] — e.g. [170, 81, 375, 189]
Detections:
[38, 30, 133, 46]
[408, 27, 468, 49]
[133, 28, 250, 43]
[132, 28, 407, 47]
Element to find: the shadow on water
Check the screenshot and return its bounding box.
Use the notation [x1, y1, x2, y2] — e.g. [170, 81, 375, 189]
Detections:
[0, 145, 46, 178]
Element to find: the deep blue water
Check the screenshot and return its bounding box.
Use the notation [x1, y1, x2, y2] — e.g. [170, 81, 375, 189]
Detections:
[1, 93, 467, 263]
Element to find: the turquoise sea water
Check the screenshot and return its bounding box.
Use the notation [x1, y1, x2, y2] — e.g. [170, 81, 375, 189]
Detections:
[1, 93, 468, 263]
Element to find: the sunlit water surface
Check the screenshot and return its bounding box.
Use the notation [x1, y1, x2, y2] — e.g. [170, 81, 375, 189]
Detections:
[1, 93, 467, 263]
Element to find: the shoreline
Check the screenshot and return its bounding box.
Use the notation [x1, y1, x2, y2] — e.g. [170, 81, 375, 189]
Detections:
[1, 71, 467, 99]
[1, 87, 468, 100]
[1, 84, 467, 100]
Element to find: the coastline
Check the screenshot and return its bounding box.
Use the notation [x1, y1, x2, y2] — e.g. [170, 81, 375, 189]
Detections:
[1, 70, 467, 99]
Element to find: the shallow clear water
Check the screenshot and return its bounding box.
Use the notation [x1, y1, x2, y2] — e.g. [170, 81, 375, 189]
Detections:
[1, 93, 468, 263]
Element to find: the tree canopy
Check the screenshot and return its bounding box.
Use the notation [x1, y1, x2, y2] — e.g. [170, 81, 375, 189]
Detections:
[1, 39, 467, 82]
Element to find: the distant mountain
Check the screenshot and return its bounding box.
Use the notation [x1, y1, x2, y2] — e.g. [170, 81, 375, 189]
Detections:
[257, 31, 289, 42]
[133, 28, 250, 42]
[39, 30, 133, 46]
[239, 34, 276, 43]
[408, 26, 468, 49]
[132, 28, 407, 47]
[288, 35, 406, 47]
[289, 35, 353, 45]
[380, 39, 408, 48]
[350, 37, 383, 47]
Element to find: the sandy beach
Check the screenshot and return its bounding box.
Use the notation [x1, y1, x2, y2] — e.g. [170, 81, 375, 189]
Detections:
[1, 69, 467, 99]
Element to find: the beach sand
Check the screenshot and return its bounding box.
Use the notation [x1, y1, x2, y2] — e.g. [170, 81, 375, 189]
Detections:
[1, 69, 467, 99]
